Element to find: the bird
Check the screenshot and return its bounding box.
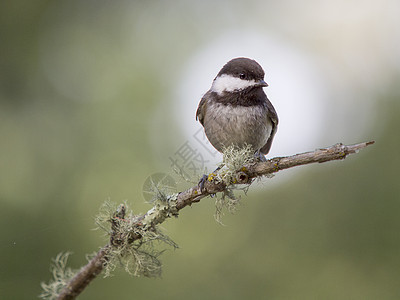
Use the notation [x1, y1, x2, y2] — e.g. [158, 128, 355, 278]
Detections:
[196, 57, 278, 161]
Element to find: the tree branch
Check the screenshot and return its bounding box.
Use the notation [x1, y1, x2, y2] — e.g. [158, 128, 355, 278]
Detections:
[56, 246, 110, 300]
[55, 141, 374, 300]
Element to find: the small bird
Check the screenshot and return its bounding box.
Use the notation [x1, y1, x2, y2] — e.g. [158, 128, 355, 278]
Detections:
[196, 57, 278, 160]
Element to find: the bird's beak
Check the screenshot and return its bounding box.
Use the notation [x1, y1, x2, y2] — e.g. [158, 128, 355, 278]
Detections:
[258, 79, 268, 87]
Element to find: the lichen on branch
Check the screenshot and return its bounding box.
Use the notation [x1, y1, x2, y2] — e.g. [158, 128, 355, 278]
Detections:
[41, 141, 374, 300]
[39, 253, 76, 300]
[94, 201, 178, 278]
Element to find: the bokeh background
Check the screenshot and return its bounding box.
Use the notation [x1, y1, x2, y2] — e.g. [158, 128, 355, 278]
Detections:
[1, 0, 400, 299]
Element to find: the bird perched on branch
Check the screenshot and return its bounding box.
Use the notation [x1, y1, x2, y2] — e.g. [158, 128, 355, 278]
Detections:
[196, 57, 278, 160]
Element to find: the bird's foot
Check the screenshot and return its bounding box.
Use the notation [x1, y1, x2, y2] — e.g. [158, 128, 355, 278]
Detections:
[255, 151, 267, 162]
[198, 164, 224, 193]
[198, 174, 208, 193]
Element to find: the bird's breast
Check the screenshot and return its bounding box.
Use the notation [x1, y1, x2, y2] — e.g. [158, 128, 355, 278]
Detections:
[203, 101, 272, 152]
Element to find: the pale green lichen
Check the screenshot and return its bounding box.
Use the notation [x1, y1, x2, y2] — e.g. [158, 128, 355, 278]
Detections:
[214, 189, 241, 225]
[142, 193, 179, 228]
[210, 145, 256, 223]
[103, 228, 177, 278]
[39, 252, 76, 300]
[219, 144, 256, 185]
[95, 201, 178, 278]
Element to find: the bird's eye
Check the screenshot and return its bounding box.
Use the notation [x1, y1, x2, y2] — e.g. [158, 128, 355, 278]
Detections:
[239, 73, 246, 79]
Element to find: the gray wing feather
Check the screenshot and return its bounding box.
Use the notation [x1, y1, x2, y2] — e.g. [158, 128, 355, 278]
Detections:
[196, 92, 210, 126]
[260, 98, 278, 155]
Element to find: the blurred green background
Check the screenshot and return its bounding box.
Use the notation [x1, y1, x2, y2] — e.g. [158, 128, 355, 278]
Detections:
[1, 0, 400, 299]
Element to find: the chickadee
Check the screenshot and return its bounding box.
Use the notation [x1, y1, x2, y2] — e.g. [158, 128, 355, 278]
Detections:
[196, 57, 278, 159]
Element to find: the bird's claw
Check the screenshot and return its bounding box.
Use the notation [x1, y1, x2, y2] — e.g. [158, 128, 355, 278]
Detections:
[255, 151, 267, 162]
[198, 174, 208, 193]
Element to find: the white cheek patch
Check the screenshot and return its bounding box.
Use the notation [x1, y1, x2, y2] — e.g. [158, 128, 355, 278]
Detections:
[211, 74, 257, 95]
